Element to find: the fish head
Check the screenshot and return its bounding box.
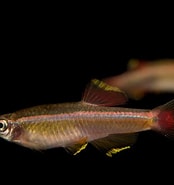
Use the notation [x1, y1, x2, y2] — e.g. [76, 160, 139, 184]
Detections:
[0, 118, 12, 140]
[0, 116, 22, 142]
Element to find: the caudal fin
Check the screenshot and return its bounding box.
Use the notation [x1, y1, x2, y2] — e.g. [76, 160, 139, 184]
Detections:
[152, 99, 174, 138]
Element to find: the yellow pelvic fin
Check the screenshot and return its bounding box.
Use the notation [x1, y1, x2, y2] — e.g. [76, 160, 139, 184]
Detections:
[106, 146, 131, 157]
[73, 143, 88, 155]
[66, 137, 88, 155]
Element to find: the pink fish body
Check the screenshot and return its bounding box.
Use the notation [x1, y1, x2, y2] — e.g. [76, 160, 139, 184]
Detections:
[0, 79, 174, 156]
[104, 59, 174, 99]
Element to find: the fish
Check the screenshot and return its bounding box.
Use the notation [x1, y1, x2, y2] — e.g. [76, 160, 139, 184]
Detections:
[104, 59, 174, 99]
[0, 79, 174, 157]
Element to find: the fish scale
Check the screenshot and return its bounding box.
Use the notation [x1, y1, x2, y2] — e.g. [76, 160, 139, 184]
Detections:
[0, 79, 174, 156]
[10, 105, 152, 149]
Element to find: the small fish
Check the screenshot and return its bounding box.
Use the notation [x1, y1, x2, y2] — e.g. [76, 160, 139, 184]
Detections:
[0, 79, 174, 157]
[104, 59, 174, 99]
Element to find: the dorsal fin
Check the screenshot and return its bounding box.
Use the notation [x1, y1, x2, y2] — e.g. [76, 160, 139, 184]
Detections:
[82, 79, 128, 106]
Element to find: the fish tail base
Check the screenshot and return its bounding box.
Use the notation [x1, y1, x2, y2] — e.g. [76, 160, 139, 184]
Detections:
[153, 99, 174, 138]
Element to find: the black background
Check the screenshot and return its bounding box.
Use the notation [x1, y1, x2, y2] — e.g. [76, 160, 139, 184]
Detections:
[1, 9, 174, 184]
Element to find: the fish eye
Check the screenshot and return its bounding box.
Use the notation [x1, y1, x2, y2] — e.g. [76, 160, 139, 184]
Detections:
[0, 120, 8, 132]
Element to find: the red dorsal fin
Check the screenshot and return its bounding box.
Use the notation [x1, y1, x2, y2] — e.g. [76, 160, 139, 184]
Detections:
[82, 79, 128, 106]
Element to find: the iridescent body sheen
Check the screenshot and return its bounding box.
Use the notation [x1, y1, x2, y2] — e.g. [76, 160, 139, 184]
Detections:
[0, 79, 174, 156]
[2, 102, 152, 149]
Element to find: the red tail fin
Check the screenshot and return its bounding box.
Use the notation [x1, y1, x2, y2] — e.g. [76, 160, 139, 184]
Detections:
[153, 99, 174, 138]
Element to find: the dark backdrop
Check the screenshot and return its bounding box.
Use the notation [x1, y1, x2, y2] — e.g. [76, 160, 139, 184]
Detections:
[1, 19, 174, 183]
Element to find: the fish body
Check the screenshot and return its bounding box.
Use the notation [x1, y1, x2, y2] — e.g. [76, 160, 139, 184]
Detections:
[0, 79, 174, 156]
[1, 103, 152, 149]
[104, 59, 174, 99]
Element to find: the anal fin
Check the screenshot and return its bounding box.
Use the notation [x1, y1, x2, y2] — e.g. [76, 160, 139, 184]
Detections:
[91, 133, 138, 157]
[106, 146, 131, 157]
